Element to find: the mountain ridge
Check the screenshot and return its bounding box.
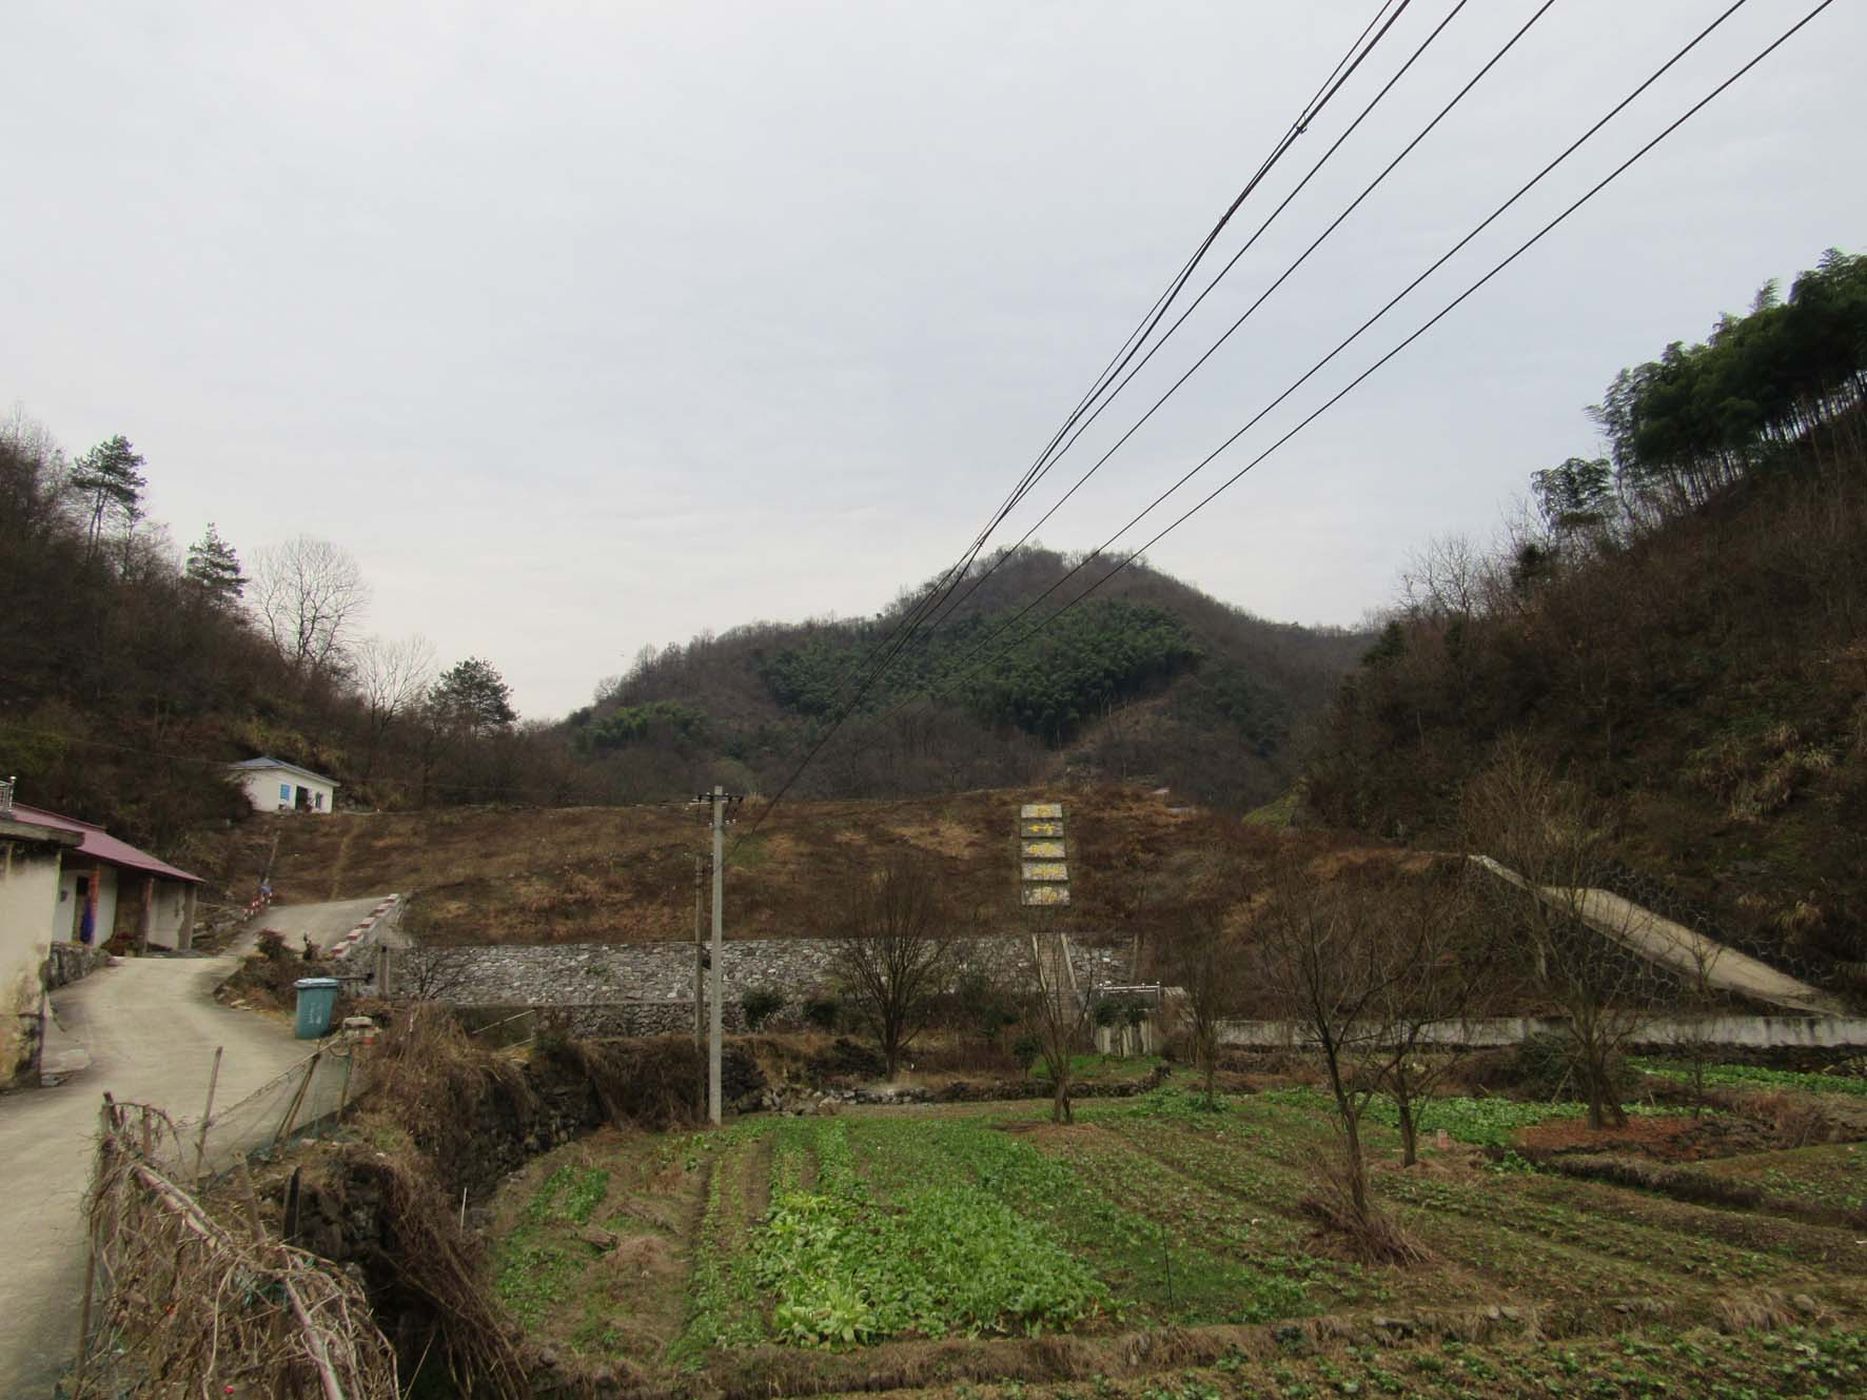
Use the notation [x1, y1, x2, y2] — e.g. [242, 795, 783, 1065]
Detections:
[564, 546, 1369, 811]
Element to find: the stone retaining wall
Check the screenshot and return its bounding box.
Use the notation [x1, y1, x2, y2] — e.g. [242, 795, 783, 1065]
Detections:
[457, 1000, 707, 1038]
[383, 934, 1130, 1011]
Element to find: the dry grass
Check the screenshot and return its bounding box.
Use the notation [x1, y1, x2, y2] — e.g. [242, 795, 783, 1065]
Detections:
[77, 1102, 398, 1399]
[1297, 1187, 1431, 1268]
[193, 786, 1363, 945]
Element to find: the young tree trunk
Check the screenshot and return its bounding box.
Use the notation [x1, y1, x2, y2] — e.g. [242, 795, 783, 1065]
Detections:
[1393, 1078, 1420, 1168]
[1340, 1110, 1370, 1222]
[1052, 1067, 1073, 1125]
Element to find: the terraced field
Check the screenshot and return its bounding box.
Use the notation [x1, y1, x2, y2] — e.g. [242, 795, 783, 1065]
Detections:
[487, 1089, 1867, 1395]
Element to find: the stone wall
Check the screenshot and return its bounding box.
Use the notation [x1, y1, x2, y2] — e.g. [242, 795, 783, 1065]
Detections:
[42, 942, 110, 991]
[383, 934, 1131, 1014]
[457, 1000, 706, 1038]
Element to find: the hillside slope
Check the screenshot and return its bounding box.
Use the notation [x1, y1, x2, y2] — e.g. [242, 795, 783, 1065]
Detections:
[565, 548, 1366, 812]
[1308, 252, 1867, 980]
[194, 787, 1306, 946]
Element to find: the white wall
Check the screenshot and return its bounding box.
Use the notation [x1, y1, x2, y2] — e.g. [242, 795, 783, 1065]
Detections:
[1, 844, 63, 1073]
[237, 768, 336, 814]
[138, 879, 193, 950]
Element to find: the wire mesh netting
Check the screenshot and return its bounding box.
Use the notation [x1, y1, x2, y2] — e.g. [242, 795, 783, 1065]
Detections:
[155, 1042, 363, 1182]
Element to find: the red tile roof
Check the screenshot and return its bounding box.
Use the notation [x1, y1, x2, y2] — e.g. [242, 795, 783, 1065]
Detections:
[7, 804, 203, 884]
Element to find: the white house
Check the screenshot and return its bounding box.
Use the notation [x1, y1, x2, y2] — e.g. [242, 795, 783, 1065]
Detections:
[2, 788, 203, 1077]
[229, 757, 339, 814]
[2, 807, 77, 1075]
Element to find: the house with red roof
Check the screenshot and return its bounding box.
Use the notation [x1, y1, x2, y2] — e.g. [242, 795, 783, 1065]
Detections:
[1, 781, 203, 1075]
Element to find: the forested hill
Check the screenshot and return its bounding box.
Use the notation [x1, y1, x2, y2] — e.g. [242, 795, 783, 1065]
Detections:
[566, 548, 1368, 811]
[1306, 249, 1867, 979]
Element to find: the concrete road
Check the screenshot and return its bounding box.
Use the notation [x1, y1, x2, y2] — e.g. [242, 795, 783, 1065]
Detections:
[1470, 856, 1846, 1017]
[1571, 888, 1848, 1017]
[259, 894, 394, 955]
[0, 952, 311, 1396]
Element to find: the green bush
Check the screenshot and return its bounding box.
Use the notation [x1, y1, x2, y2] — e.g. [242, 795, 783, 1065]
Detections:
[1011, 1032, 1043, 1071]
[741, 987, 786, 1030]
[802, 995, 841, 1032]
[1508, 1033, 1630, 1103]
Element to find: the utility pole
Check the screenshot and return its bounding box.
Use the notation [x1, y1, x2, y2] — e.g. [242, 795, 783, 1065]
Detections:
[708, 785, 726, 1126]
[689, 786, 742, 1126]
[692, 854, 705, 1048]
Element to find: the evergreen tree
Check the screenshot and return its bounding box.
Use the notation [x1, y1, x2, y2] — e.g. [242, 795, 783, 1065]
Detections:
[184, 522, 247, 603]
[68, 434, 146, 557]
[430, 657, 517, 732]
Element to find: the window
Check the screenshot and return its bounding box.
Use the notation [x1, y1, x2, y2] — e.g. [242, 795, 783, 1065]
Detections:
[279, 783, 292, 801]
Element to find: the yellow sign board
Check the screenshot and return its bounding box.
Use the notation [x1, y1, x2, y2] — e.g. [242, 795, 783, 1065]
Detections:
[1022, 885, 1071, 906]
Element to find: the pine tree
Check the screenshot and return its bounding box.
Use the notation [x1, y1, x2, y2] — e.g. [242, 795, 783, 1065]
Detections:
[68, 434, 147, 557]
[430, 657, 517, 732]
[184, 522, 247, 603]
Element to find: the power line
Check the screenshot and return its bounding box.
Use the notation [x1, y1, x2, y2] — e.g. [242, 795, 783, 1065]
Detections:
[880, 0, 1762, 711]
[731, 1, 1425, 850]
[794, 3, 1421, 751]
[784, 1, 1418, 728]
[915, 0, 1547, 641]
[885, 0, 1834, 723]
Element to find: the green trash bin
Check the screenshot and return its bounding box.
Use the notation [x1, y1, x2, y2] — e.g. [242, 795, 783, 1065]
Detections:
[294, 977, 341, 1039]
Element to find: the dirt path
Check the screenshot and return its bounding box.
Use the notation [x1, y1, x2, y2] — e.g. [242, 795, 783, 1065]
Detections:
[0, 953, 311, 1395]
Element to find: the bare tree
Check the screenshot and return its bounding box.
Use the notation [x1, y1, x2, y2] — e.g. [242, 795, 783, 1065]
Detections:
[834, 853, 957, 1080]
[1463, 740, 1664, 1129]
[1025, 934, 1092, 1124]
[384, 945, 480, 1002]
[250, 535, 370, 674]
[355, 634, 436, 784]
[1365, 862, 1497, 1166]
[1400, 533, 1489, 622]
[1678, 922, 1726, 1118]
[1254, 857, 1395, 1232]
[1152, 848, 1250, 1106]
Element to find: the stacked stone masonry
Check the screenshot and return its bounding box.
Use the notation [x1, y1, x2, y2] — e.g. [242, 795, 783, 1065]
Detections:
[389, 934, 1129, 1021]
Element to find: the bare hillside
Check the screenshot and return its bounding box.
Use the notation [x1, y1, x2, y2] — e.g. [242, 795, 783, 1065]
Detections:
[193, 787, 1311, 945]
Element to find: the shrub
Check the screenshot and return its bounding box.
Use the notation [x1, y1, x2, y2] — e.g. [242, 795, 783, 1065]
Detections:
[255, 928, 289, 961]
[802, 995, 841, 1032]
[951, 969, 1019, 1046]
[742, 987, 786, 1031]
[1509, 1032, 1630, 1102]
[1011, 1032, 1043, 1071]
[806, 1037, 885, 1082]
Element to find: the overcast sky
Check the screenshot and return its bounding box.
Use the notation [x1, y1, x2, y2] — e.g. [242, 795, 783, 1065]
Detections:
[5, 1, 1862, 717]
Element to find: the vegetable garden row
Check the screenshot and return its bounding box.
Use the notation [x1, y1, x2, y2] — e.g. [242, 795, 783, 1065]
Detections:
[656, 1091, 1867, 1363]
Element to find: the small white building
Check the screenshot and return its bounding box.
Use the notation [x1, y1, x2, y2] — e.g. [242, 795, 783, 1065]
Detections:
[229, 757, 339, 814]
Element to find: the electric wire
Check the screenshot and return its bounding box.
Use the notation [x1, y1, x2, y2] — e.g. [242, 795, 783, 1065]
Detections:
[729, 1, 1425, 850]
[916, 0, 1547, 642]
[879, 0, 1761, 715]
[784, 0, 1419, 731]
[885, 0, 1834, 726]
